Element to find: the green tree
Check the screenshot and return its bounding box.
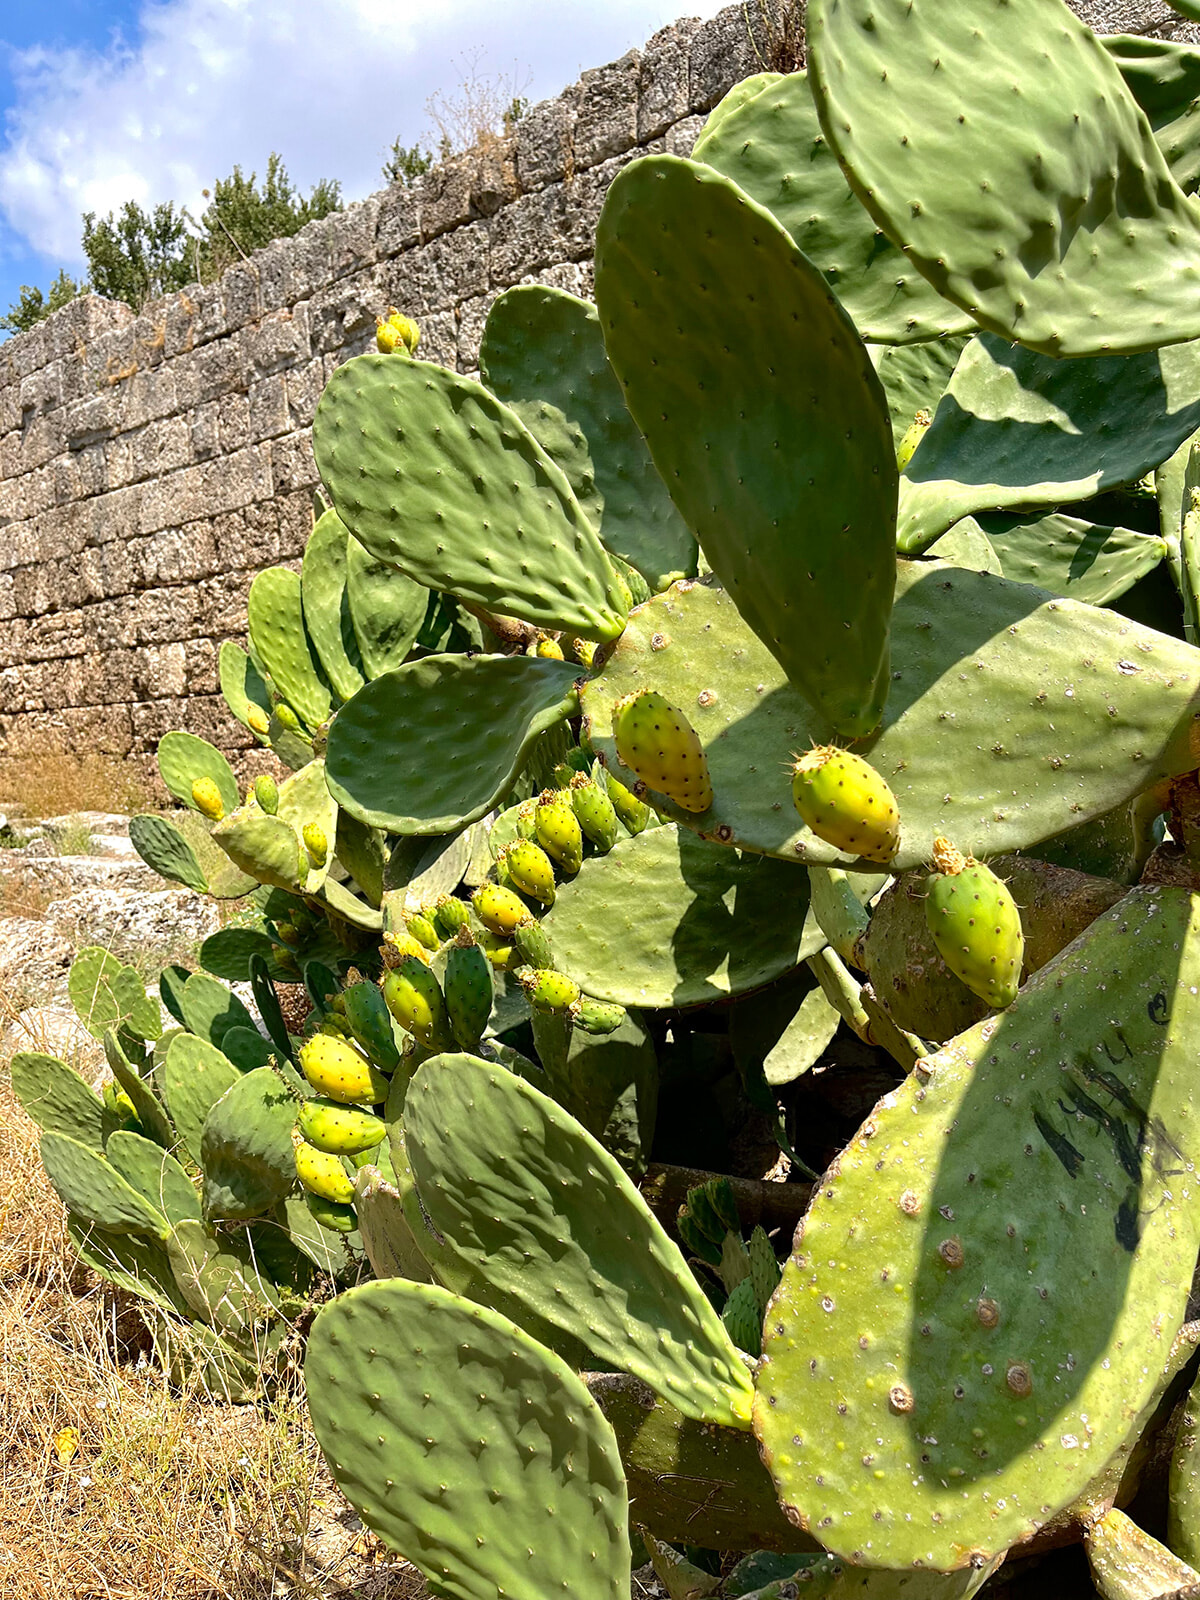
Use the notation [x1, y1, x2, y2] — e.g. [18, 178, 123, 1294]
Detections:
[0, 269, 83, 334]
[194, 154, 342, 280]
[81, 199, 192, 311]
[382, 138, 434, 185]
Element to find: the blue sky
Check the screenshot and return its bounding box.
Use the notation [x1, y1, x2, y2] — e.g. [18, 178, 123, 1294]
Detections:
[0, 0, 726, 327]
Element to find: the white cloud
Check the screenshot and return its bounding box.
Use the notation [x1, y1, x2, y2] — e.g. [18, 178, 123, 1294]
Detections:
[0, 0, 726, 267]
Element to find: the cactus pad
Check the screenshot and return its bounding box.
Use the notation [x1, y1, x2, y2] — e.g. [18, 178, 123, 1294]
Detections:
[326, 654, 580, 834]
[898, 334, 1200, 552]
[39, 1131, 168, 1239]
[313, 353, 629, 642]
[218, 640, 272, 737]
[807, 0, 1200, 355]
[306, 1280, 630, 1600]
[404, 1054, 754, 1427]
[200, 1066, 299, 1221]
[596, 155, 896, 738]
[480, 285, 697, 591]
[755, 887, 1200, 1569]
[11, 1051, 115, 1154]
[343, 533, 428, 678]
[247, 567, 331, 732]
[693, 70, 971, 344]
[582, 572, 1200, 872]
[542, 822, 819, 1008]
[157, 731, 241, 817]
[69, 946, 161, 1042]
[301, 509, 365, 702]
[1083, 1508, 1200, 1600]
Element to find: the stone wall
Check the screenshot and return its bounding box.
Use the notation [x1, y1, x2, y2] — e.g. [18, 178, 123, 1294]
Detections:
[0, 0, 1190, 788]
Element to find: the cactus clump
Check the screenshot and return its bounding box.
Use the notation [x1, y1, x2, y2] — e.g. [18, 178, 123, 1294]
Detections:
[924, 836, 1025, 1010]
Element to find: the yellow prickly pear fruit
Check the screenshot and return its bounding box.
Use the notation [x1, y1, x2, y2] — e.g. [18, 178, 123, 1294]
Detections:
[477, 929, 517, 968]
[790, 745, 900, 864]
[502, 839, 557, 906]
[302, 823, 328, 867]
[376, 307, 420, 355]
[275, 703, 301, 731]
[897, 408, 932, 472]
[573, 637, 597, 669]
[535, 635, 565, 660]
[253, 773, 279, 814]
[472, 882, 532, 937]
[924, 837, 1025, 1011]
[382, 958, 454, 1050]
[382, 929, 431, 967]
[292, 1129, 356, 1204]
[191, 776, 225, 821]
[518, 967, 581, 1015]
[298, 1033, 389, 1105]
[247, 705, 271, 737]
[613, 689, 713, 814]
[534, 789, 583, 875]
[297, 1098, 385, 1155]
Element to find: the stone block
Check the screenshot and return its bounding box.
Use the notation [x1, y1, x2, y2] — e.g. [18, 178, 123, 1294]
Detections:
[665, 114, 705, 158]
[255, 237, 294, 313]
[308, 270, 382, 356]
[469, 137, 519, 217]
[288, 216, 335, 301]
[285, 357, 327, 429]
[638, 22, 700, 141]
[188, 399, 222, 460]
[575, 51, 641, 169]
[489, 186, 573, 286]
[418, 159, 474, 240]
[217, 394, 253, 455]
[247, 374, 291, 441]
[689, 2, 785, 112]
[174, 338, 244, 410]
[240, 306, 310, 380]
[383, 222, 490, 314]
[120, 363, 178, 431]
[129, 523, 220, 587]
[86, 485, 143, 548]
[330, 197, 381, 278]
[517, 87, 580, 192]
[129, 416, 193, 485]
[378, 181, 421, 258]
[456, 293, 494, 373]
[270, 430, 317, 497]
[415, 310, 457, 370]
[221, 261, 263, 330]
[163, 281, 226, 359]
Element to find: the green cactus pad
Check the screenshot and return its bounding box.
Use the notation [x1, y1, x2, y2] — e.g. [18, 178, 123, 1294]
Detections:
[306, 1279, 630, 1600]
[215, 1025, 276, 1074]
[130, 811, 256, 900]
[755, 887, 1200, 1569]
[301, 509, 366, 702]
[700, 70, 782, 139]
[596, 154, 896, 739]
[1105, 34, 1200, 195]
[934, 513, 1168, 609]
[247, 567, 332, 732]
[405, 1054, 754, 1427]
[197, 927, 281, 984]
[326, 655, 580, 834]
[313, 353, 629, 642]
[174, 971, 256, 1051]
[218, 640, 272, 737]
[1084, 1508, 1200, 1600]
[692, 71, 971, 344]
[67, 1216, 190, 1318]
[871, 339, 969, 456]
[586, 1372, 810, 1554]
[212, 810, 306, 893]
[276, 758, 338, 891]
[247, 952, 294, 1064]
[104, 1130, 201, 1229]
[542, 823, 819, 1008]
[156, 731, 241, 817]
[10, 1051, 116, 1153]
[1170, 1364, 1200, 1566]
[200, 1065, 298, 1221]
[343, 534, 428, 678]
[898, 334, 1200, 552]
[807, 0, 1200, 356]
[39, 1131, 169, 1239]
[103, 1030, 174, 1149]
[480, 285, 697, 591]
[69, 946, 161, 1042]
[729, 970, 840, 1090]
[334, 813, 385, 907]
[351, 1166, 435, 1282]
[555, 1010, 657, 1176]
[166, 1218, 283, 1335]
[582, 572, 1200, 873]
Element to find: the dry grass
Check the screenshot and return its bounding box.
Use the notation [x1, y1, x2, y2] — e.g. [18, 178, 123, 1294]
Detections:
[0, 1001, 426, 1600]
[0, 752, 157, 821]
[0, 873, 55, 922]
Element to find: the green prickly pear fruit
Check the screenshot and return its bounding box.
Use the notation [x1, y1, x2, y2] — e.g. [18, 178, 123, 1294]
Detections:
[101, 1079, 138, 1122]
[502, 839, 557, 906]
[431, 894, 470, 940]
[299, 1034, 390, 1105]
[518, 967, 581, 1016]
[253, 773, 279, 814]
[514, 800, 538, 841]
[302, 823, 328, 868]
[444, 927, 494, 1052]
[375, 307, 420, 355]
[790, 745, 900, 864]
[550, 763, 575, 789]
[513, 917, 553, 972]
[924, 837, 1025, 1011]
[472, 883, 531, 937]
[535, 635, 565, 660]
[569, 773, 619, 852]
[613, 689, 713, 814]
[293, 1130, 356, 1204]
[477, 929, 516, 969]
[602, 765, 652, 835]
[406, 911, 440, 951]
[564, 746, 592, 776]
[383, 958, 454, 1050]
[305, 1192, 357, 1233]
[191, 776, 225, 821]
[275, 703, 301, 732]
[535, 790, 584, 874]
[275, 923, 301, 946]
[247, 704, 271, 737]
[297, 1098, 386, 1156]
[897, 407, 932, 471]
[575, 996, 626, 1035]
